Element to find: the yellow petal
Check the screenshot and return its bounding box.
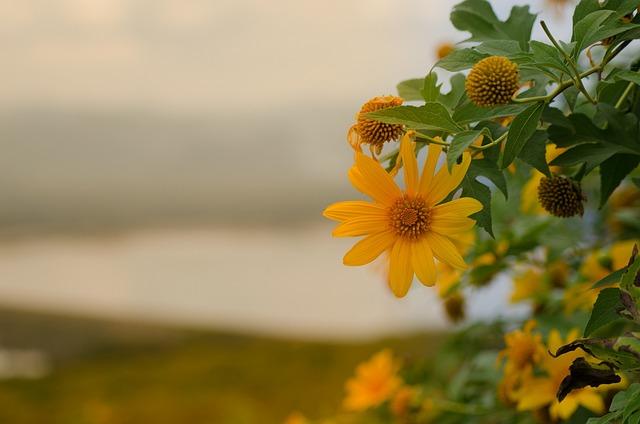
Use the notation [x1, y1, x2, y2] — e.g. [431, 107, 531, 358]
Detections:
[430, 218, 475, 235]
[332, 215, 389, 237]
[323, 201, 388, 222]
[576, 390, 605, 414]
[418, 142, 443, 195]
[432, 197, 483, 218]
[516, 381, 555, 411]
[412, 239, 436, 286]
[427, 152, 471, 206]
[343, 230, 396, 266]
[425, 232, 467, 270]
[400, 132, 418, 194]
[388, 239, 414, 297]
[550, 397, 578, 421]
[353, 153, 402, 205]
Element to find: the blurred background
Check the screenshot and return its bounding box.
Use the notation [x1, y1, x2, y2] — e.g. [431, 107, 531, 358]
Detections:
[0, 1, 570, 422]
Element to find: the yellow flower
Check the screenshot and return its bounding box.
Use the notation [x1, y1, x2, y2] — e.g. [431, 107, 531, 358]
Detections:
[324, 132, 482, 297]
[348, 96, 404, 155]
[514, 329, 605, 421]
[510, 267, 546, 304]
[498, 321, 545, 403]
[465, 56, 520, 107]
[581, 240, 637, 283]
[520, 144, 565, 214]
[343, 350, 402, 411]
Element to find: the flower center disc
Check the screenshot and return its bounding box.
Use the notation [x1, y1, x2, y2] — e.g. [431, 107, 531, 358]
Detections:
[389, 196, 431, 240]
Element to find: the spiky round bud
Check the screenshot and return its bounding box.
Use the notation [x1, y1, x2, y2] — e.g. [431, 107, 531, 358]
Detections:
[537, 176, 586, 218]
[350, 96, 404, 154]
[444, 293, 465, 323]
[465, 56, 520, 107]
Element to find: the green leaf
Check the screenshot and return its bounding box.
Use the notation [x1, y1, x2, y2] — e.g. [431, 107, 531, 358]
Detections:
[550, 143, 620, 173]
[517, 130, 551, 177]
[461, 174, 493, 237]
[447, 130, 484, 171]
[435, 48, 486, 71]
[475, 40, 523, 56]
[592, 268, 626, 289]
[453, 102, 528, 124]
[450, 0, 502, 41]
[439, 74, 467, 111]
[529, 40, 571, 74]
[620, 255, 640, 297]
[470, 158, 508, 199]
[365, 103, 462, 133]
[584, 288, 625, 337]
[573, 10, 616, 54]
[421, 72, 440, 102]
[634, 178, 640, 189]
[450, 1, 536, 49]
[501, 102, 544, 168]
[615, 70, 640, 86]
[600, 154, 640, 207]
[573, 0, 601, 27]
[396, 79, 424, 101]
[460, 158, 508, 236]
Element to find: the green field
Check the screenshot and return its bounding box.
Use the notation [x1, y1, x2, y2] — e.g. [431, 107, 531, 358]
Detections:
[0, 308, 442, 423]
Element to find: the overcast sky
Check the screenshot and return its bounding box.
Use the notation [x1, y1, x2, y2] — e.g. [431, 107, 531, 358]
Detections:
[0, 0, 569, 113]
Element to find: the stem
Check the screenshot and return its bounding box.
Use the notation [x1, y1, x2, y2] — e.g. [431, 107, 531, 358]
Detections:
[615, 81, 635, 109]
[540, 20, 596, 104]
[415, 134, 448, 147]
[474, 132, 508, 151]
[512, 65, 602, 103]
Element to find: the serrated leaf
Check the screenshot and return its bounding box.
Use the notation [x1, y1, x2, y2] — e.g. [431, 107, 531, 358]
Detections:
[469, 158, 508, 199]
[451, 0, 536, 49]
[396, 79, 424, 101]
[517, 130, 551, 177]
[421, 72, 440, 102]
[600, 154, 640, 207]
[453, 102, 528, 124]
[365, 103, 462, 133]
[501, 102, 544, 168]
[584, 288, 624, 337]
[461, 176, 493, 237]
[439, 74, 467, 111]
[435, 48, 487, 71]
[446, 130, 485, 171]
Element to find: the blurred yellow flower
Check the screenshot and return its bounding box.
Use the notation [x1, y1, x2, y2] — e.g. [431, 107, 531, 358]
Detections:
[324, 132, 482, 297]
[520, 144, 565, 215]
[436, 43, 454, 59]
[283, 412, 309, 424]
[499, 321, 544, 398]
[343, 350, 402, 411]
[581, 240, 637, 283]
[510, 268, 546, 304]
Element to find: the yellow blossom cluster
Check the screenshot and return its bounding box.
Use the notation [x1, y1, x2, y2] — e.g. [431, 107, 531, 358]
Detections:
[499, 321, 619, 421]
